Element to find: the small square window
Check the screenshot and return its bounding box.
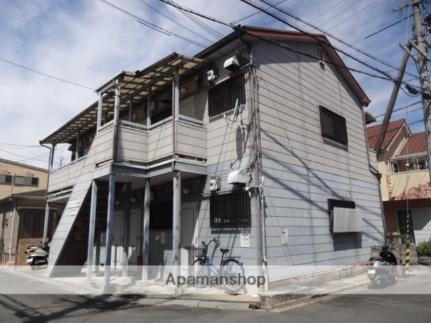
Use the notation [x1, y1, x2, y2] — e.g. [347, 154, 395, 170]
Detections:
[31, 177, 39, 187]
[210, 190, 251, 229]
[319, 106, 348, 146]
[208, 74, 246, 118]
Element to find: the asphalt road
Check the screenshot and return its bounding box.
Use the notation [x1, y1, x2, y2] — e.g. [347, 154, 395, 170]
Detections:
[1, 270, 430, 323]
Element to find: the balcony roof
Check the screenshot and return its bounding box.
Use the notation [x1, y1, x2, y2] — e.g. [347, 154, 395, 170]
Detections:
[41, 53, 204, 144]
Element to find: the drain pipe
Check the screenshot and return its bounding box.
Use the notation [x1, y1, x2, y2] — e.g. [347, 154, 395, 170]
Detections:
[40, 141, 56, 243]
[361, 109, 386, 244]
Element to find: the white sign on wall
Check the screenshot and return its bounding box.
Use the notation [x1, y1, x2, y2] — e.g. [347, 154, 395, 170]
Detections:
[240, 232, 250, 247]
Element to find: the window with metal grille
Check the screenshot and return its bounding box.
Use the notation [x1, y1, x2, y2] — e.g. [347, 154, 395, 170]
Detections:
[319, 106, 348, 146]
[13, 176, 39, 187]
[208, 74, 246, 117]
[210, 190, 251, 229]
[0, 174, 12, 185]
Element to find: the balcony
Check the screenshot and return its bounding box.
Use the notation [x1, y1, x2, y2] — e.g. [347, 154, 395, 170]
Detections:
[48, 116, 207, 193]
[387, 170, 431, 199]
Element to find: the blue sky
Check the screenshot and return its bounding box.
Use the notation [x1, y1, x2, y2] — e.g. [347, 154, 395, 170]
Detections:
[0, 0, 427, 168]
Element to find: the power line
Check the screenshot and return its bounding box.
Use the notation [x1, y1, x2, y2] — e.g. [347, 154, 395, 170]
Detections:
[364, 14, 414, 40]
[253, 0, 425, 86]
[232, 0, 288, 24]
[324, 0, 380, 32]
[160, 0, 394, 81]
[98, 0, 206, 48]
[0, 142, 41, 148]
[180, 10, 223, 39]
[0, 57, 94, 91]
[138, 0, 214, 43]
[373, 100, 422, 119]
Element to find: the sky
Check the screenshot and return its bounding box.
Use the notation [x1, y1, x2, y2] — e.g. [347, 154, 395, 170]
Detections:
[0, 0, 428, 169]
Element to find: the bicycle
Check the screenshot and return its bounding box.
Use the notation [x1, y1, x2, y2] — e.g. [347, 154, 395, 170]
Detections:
[192, 238, 245, 293]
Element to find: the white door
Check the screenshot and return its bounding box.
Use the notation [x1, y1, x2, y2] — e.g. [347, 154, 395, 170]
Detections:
[181, 202, 198, 265]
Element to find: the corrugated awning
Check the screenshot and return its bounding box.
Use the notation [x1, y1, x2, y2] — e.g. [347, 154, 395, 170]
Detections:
[41, 53, 205, 144]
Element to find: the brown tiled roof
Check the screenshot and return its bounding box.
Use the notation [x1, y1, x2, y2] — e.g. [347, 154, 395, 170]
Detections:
[398, 132, 427, 156]
[366, 119, 405, 150]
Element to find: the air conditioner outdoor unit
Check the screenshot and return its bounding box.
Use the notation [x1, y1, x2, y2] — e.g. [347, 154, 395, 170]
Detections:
[227, 169, 248, 185]
[223, 56, 240, 72]
[332, 207, 362, 233]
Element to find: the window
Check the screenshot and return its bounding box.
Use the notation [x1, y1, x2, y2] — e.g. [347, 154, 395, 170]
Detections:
[210, 190, 251, 229]
[13, 176, 39, 187]
[14, 176, 25, 186]
[31, 177, 39, 187]
[0, 174, 12, 185]
[319, 106, 348, 146]
[208, 74, 246, 117]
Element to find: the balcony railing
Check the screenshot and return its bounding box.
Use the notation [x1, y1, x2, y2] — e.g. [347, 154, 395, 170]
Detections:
[48, 116, 207, 193]
[388, 170, 430, 199]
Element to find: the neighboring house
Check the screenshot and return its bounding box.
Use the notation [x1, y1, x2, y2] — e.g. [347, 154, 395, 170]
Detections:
[0, 190, 60, 265]
[367, 119, 431, 245]
[41, 26, 383, 284]
[0, 159, 52, 265]
[0, 158, 48, 199]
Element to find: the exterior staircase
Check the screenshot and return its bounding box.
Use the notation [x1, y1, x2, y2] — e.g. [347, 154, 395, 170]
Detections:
[48, 127, 114, 276]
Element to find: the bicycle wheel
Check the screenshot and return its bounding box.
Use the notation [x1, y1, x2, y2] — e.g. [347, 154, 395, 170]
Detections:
[221, 258, 245, 293]
[192, 258, 209, 288]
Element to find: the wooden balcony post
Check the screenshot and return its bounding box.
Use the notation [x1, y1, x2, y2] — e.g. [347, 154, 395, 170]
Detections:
[141, 178, 150, 280]
[86, 180, 98, 281]
[104, 174, 116, 292]
[172, 171, 181, 269]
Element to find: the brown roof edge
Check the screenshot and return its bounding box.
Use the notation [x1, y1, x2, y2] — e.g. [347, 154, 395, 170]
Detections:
[243, 26, 370, 107]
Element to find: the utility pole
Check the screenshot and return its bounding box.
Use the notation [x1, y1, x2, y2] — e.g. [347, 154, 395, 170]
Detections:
[412, 0, 431, 179]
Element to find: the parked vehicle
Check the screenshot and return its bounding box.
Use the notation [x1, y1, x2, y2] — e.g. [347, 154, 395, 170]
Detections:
[25, 241, 49, 269]
[367, 246, 398, 288]
[193, 238, 245, 293]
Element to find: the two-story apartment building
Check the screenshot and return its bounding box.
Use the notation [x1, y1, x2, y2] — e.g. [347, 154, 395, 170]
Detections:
[0, 158, 57, 265]
[367, 119, 431, 245]
[41, 26, 383, 287]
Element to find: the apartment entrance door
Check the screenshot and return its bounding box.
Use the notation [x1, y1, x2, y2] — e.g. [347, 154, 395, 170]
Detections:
[181, 202, 198, 265]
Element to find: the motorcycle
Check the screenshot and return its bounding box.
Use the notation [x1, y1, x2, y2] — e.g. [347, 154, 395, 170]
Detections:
[25, 241, 49, 269]
[367, 247, 398, 288]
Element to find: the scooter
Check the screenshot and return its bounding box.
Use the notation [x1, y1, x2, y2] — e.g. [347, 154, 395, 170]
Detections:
[25, 241, 49, 269]
[367, 247, 398, 288]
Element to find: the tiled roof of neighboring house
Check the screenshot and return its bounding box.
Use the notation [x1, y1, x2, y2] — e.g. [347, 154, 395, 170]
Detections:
[366, 119, 405, 150]
[398, 132, 427, 156]
[0, 189, 46, 205]
[0, 157, 47, 173]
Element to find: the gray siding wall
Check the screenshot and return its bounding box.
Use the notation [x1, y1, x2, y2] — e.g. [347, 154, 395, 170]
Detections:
[194, 47, 260, 265]
[255, 41, 384, 271]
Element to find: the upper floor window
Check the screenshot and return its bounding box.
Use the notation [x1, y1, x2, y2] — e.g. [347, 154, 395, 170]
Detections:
[13, 176, 39, 187]
[319, 106, 348, 147]
[0, 174, 12, 185]
[210, 190, 251, 229]
[208, 74, 246, 118]
[391, 157, 429, 173]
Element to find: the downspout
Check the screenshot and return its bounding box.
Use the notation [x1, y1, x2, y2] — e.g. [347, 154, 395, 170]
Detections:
[40, 141, 55, 243]
[361, 108, 387, 244]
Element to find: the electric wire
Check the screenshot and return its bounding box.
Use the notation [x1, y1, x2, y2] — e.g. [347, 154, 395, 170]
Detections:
[0, 57, 94, 91]
[138, 0, 214, 43]
[98, 0, 206, 48]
